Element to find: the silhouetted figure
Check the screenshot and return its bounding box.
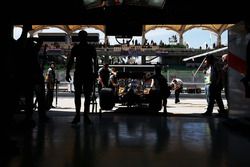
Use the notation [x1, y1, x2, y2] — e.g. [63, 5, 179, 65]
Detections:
[16, 24, 49, 126]
[206, 43, 208, 49]
[33, 38, 50, 122]
[201, 54, 228, 117]
[16, 25, 34, 126]
[1, 24, 20, 159]
[150, 66, 170, 114]
[45, 62, 57, 110]
[2, 24, 18, 125]
[33, 43, 47, 109]
[66, 30, 98, 124]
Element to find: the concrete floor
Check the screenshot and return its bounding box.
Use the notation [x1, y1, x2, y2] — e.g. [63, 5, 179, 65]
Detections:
[51, 95, 223, 114]
[1, 96, 250, 167]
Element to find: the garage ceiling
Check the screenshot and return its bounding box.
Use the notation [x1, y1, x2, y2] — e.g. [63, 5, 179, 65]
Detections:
[5, 0, 247, 25]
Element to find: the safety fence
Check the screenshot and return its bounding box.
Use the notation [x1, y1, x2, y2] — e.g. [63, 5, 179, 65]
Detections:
[55, 68, 207, 94]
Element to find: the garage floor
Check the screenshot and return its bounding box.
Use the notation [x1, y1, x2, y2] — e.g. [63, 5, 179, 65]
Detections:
[1, 108, 250, 167]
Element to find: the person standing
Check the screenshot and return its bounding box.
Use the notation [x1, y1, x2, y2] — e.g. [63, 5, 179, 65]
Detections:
[170, 78, 183, 104]
[16, 24, 49, 126]
[150, 66, 170, 114]
[45, 62, 56, 110]
[31, 37, 50, 122]
[202, 54, 228, 117]
[1, 24, 20, 156]
[98, 63, 111, 91]
[66, 30, 98, 124]
[16, 25, 36, 126]
[203, 59, 211, 104]
[109, 67, 119, 94]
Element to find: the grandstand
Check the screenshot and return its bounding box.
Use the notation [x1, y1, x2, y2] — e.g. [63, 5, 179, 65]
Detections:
[38, 32, 100, 46]
[37, 32, 227, 93]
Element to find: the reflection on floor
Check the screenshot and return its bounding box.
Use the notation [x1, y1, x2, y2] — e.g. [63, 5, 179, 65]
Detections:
[1, 111, 250, 167]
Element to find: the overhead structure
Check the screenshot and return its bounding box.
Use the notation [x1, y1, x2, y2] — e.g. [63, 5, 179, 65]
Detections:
[16, 25, 106, 35]
[83, 0, 166, 9]
[16, 24, 234, 47]
[144, 24, 234, 46]
[6, 0, 246, 26]
[17, 24, 233, 34]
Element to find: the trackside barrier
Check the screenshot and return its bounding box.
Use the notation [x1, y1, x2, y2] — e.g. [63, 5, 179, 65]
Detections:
[57, 81, 206, 94]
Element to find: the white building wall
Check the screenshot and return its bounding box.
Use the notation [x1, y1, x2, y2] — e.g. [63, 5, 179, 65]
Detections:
[228, 22, 250, 118]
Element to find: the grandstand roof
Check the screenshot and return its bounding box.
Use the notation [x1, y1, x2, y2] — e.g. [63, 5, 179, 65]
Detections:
[17, 24, 234, 35]
[144, 24, 234, 34]
[28, 25, 106, 33]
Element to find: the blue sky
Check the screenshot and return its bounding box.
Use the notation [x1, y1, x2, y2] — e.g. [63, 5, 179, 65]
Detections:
[14, 26, 228, 49]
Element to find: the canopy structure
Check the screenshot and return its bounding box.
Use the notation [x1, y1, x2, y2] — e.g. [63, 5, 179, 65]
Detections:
[17, 24, 233, 34]
[143, 24, 234, 46]
[20, 25, 106, 35]
[144, 24, 234, 34]
[16, 24, 234, 47]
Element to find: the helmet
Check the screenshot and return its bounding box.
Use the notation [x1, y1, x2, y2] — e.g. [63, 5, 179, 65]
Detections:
[145, 72, 152, 79]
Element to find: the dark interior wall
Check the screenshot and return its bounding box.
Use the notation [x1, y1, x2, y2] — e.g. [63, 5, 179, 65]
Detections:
[2, 0, 248, 25]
